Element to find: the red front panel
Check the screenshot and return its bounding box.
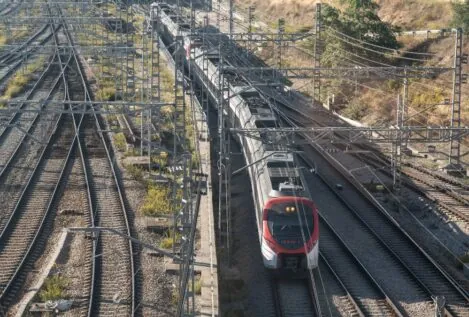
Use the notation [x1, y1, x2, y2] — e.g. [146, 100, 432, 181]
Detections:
[262, 196, 319, 254]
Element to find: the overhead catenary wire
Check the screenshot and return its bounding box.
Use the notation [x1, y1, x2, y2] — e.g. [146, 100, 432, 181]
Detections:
[326, 26, 437, 56]
[326, 29, 441, 64]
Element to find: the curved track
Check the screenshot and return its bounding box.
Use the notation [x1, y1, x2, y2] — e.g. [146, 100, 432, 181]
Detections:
[202, 35, 469, 315]
[297, 132, 469, 316]
[54, 5, 136, 315]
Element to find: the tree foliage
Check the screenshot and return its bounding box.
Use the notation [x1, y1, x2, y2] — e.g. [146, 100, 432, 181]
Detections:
[320, 1, 400, 67]
[452, 0, 469, 32]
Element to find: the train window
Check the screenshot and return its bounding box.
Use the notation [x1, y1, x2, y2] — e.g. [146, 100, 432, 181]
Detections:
[267, 161, 289, 168]
[255, 120, 276, 128]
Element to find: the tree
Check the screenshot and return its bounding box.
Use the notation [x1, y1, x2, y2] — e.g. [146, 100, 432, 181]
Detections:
[320, 1, 400, 67]
[452, 0, 469, 32]
[342, 0, 378, 10]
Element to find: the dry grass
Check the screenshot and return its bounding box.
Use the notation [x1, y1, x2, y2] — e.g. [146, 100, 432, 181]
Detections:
[141, 184, 175, 216]
[376, 0, 453, 29]
[1, 55, 47, 103]
[236, 0, 453, 31]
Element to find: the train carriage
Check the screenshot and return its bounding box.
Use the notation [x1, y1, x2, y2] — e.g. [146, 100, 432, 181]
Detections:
[154, 3, 319, 271]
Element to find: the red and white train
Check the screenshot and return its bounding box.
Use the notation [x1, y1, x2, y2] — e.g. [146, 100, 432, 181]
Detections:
[154, 3, 319, 271]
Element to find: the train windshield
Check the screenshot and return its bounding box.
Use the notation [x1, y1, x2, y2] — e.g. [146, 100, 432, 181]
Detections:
[266, 202, 314, 250]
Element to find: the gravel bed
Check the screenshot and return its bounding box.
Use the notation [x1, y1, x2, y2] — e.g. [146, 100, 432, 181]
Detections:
[301, 156, 434, 317]
[276, 280, 315, 317]
[329, 150, 469, 290]
[314, 257, 355, 317]
[10, 153, 92, 316]
[0, 72, 63, 234]
[51, 154, 92, 316]
[112, 140, 177, 316]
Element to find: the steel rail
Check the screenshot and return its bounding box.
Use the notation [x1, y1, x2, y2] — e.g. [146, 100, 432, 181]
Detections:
[198, 30, 469, 314]
[0, 24, 50, 64]
[271, 279, 318, 317]
[316, 213, 403, 316]
[0, 63, 74, 309]
[55, 4, 136, 315]
[0, 24, 62, 87]
[0, 47, 58, 144]
[47, 3, 95, 314]
[283, 111, 469, 316]
[0, 52, 69, 187]
[0, 111, 75, 308]
[0, 52, 73, 240]
[316, 255, 365, 317]
[356, 152, 469, 223]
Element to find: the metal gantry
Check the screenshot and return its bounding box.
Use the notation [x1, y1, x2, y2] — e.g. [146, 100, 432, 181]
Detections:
[0, 1, 201, 316]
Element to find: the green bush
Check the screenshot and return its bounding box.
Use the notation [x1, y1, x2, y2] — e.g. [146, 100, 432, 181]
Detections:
[193, 277, 202, 295]
[39, 275, 68, 302]
[114, 132, 127, 152]
[341, 102, 368, 121]
[126, 164, 144, 181]
[452, 1, 469, 31]
[159, 230, 181, 249]
[141, 184, 173, 216]
[96, 86, 116, 101]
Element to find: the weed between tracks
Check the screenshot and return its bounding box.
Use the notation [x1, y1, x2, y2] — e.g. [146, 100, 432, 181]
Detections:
[65, 2, 198, 313]
[38, 275, 69, 302]
[113, 132, 127, 152]
[0, 55, 48, 102]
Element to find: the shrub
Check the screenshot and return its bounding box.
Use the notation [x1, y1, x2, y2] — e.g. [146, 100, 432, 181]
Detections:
[341, 102, 368, 121]
[126, 164, 144, 181]
[39, 275, 68, 302]
[141, 184, 173, 216]
[452, 1, 469, 32]
[193, 277, 202, 295]
[113, 132, 127, 152]
[5, 73, 31, 98]
[96, 86, 116, 101]
[159, 230, 181, 249]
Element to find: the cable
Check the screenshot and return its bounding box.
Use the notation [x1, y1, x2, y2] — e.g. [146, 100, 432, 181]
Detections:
[327, 30, 440, 64]
[327, 26, 437, 56]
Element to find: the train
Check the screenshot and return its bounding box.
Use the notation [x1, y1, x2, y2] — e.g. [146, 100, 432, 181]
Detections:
[153, 3, 319, 271]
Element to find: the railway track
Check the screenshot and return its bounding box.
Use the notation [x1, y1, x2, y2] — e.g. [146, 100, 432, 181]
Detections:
[0, 24, 59, 87]
[318, 216, 402, 316]
[0, 53, 65, 173]
[313, 256, 362, 316]
[275, 91, 469, 224]
[49, 10, 94, 314]
[0, 1, 21, 17]
[355, 151, 469, 223]
[298, 136, 469, 316]
[0, 24, 50, 66]
[54, 4, 136, 314]
[0, 12, 79, 310]
[0, 100, 74, 311]
[0, 54, 71, 237]
[203, 37, 469, 314]
[272, 279, 318, 317]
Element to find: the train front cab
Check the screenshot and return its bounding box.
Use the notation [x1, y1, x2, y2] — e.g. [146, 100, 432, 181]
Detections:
[261, 196, 319, 273]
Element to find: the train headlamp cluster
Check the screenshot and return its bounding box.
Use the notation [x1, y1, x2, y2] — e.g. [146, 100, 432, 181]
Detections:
[285, 206, 296, 213]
